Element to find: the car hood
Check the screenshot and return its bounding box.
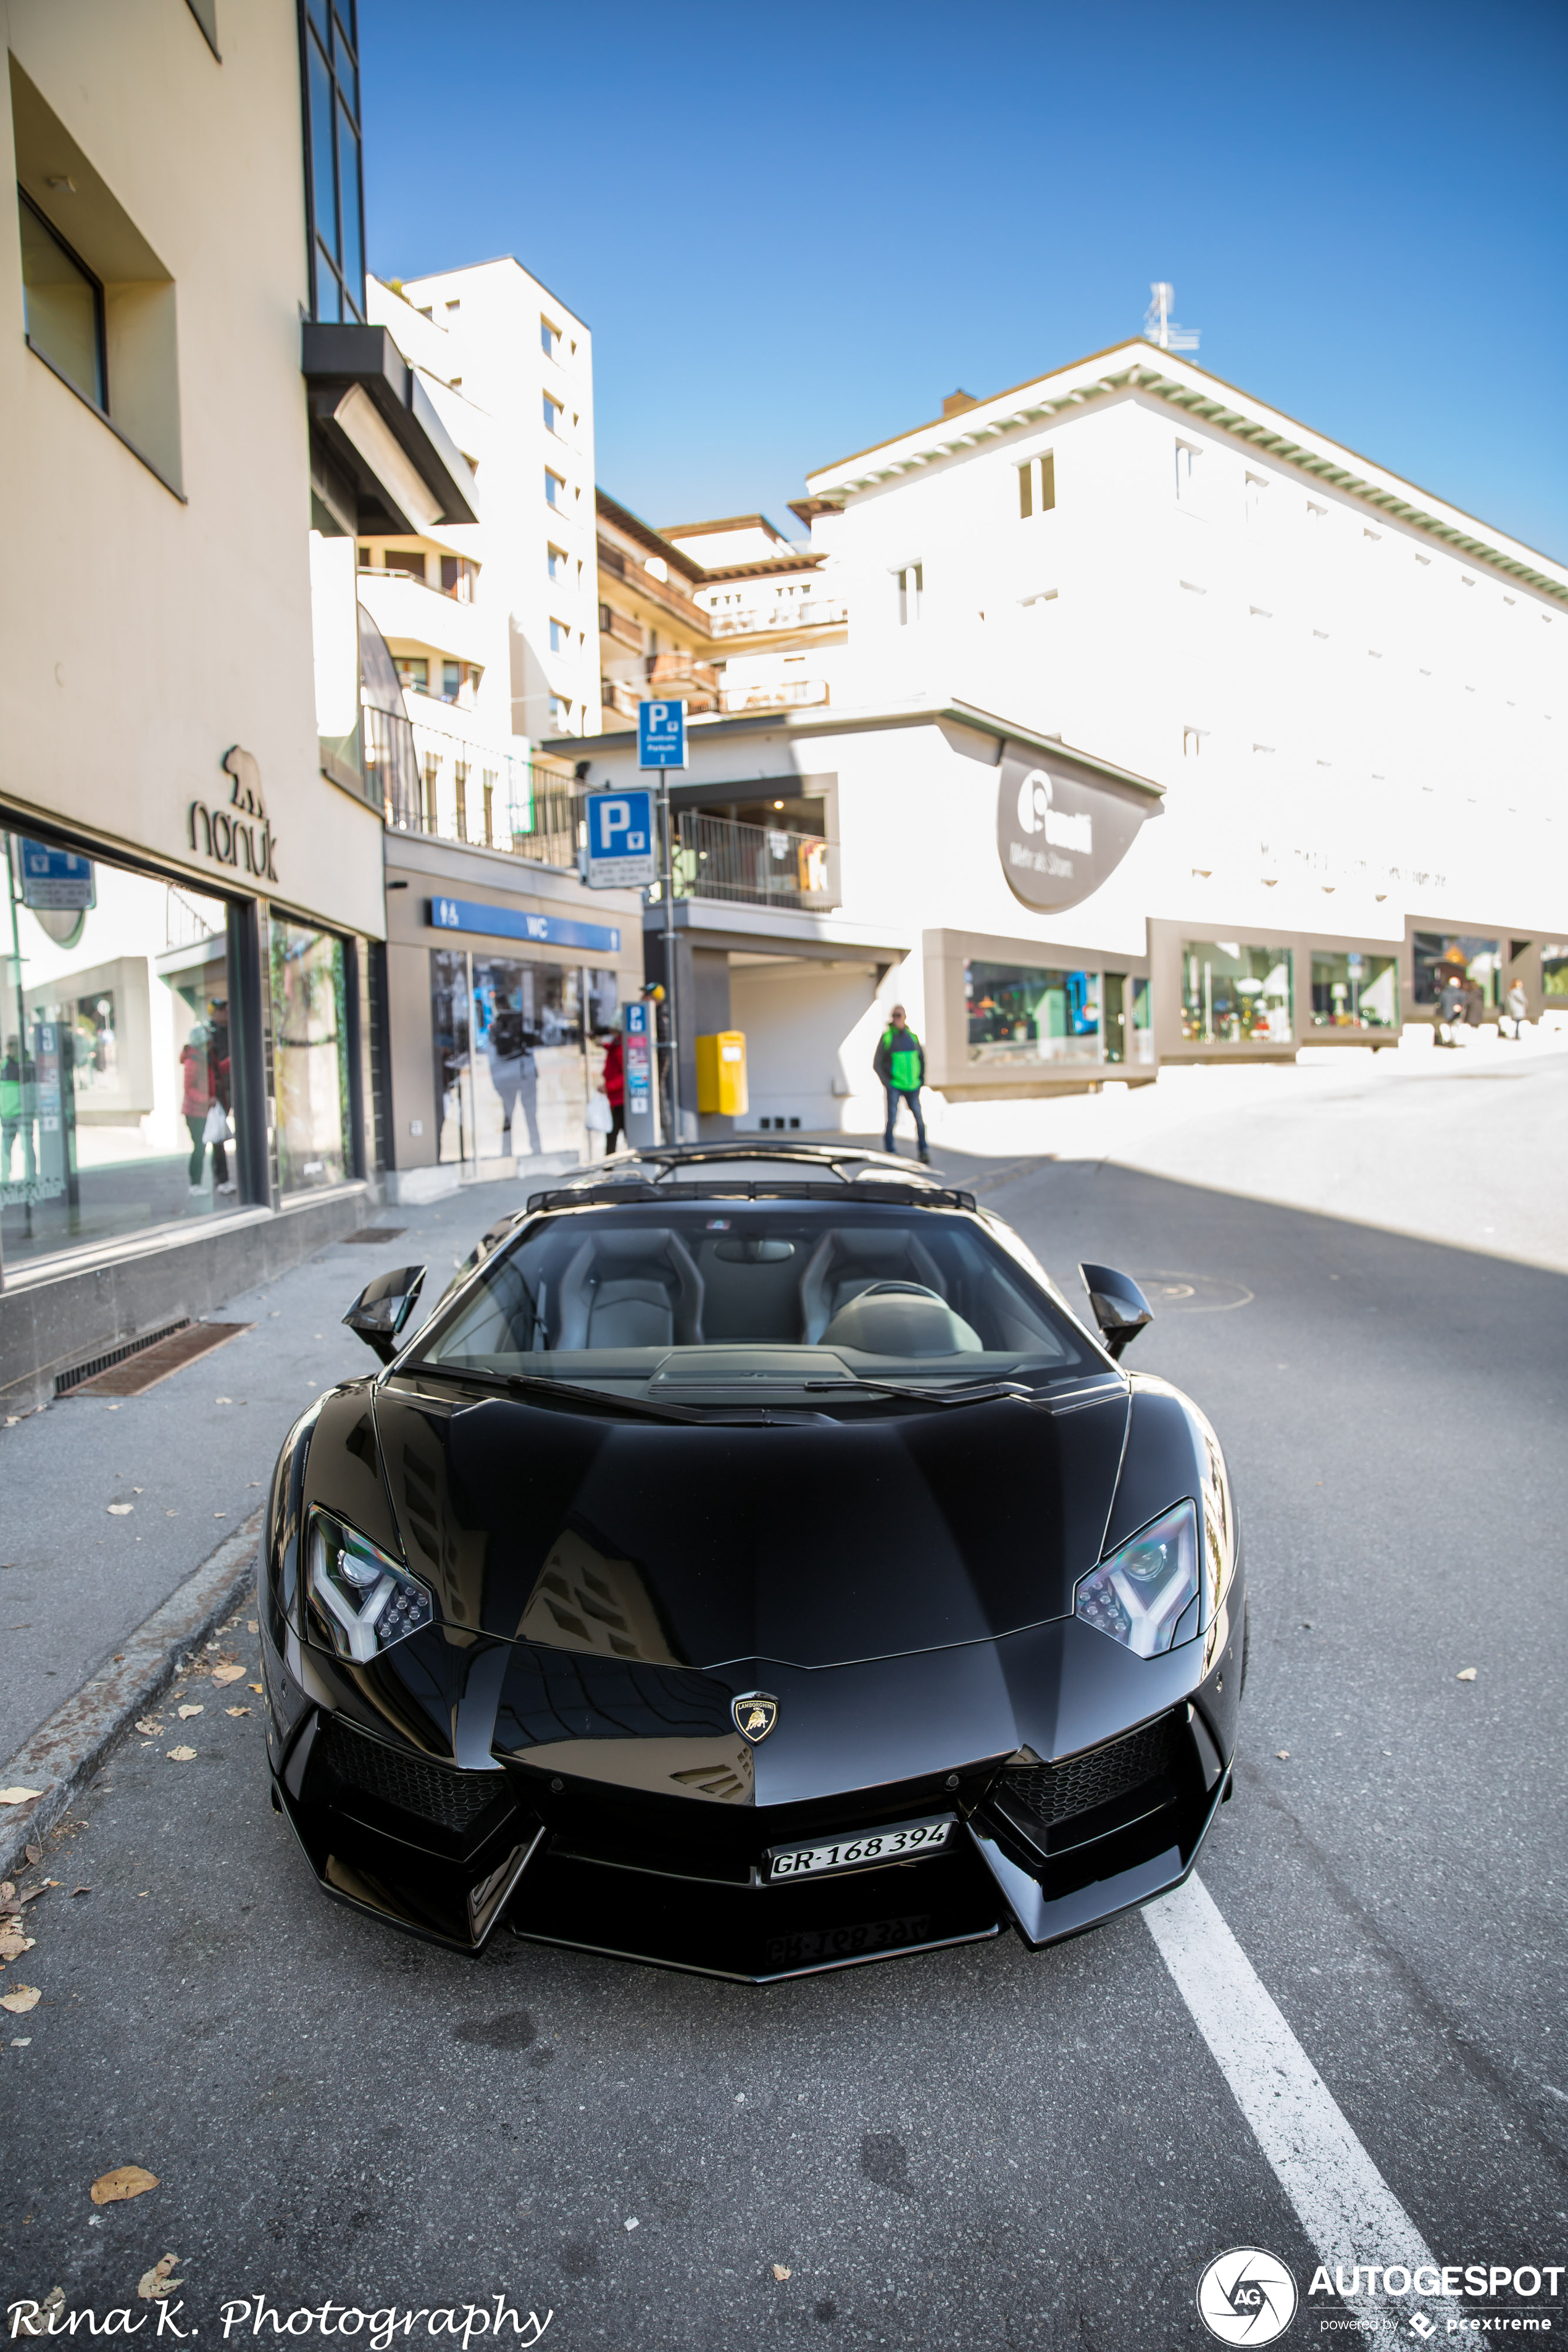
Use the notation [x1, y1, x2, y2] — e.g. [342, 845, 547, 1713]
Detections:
[372, 1383, 1129, 1672]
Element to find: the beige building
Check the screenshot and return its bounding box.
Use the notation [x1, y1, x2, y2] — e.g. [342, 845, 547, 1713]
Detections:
[0, 0, 470, 1407]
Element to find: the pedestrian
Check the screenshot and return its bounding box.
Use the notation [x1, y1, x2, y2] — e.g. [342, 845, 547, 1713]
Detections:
[1435, 970, 1465, 1048]
[874, 1002, 930, 1162]
[601, 1027, 627, 1153]
[1503, 977, 1528, 1040]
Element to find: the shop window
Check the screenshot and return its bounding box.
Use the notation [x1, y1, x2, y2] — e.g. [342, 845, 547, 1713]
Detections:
[1411, 933, 1501, 1014]
[1, 840, 239, 1269]
[965, 960, 1100, 1068]
[1542, 945, 1568, 1004]
[1130, 976, 1154, 1064]
[1181, 941, 1293, 1046]
[1311, 951, 1398, 1032]
[431, 950, 586, 1166]
[270, 917, 349, 1193]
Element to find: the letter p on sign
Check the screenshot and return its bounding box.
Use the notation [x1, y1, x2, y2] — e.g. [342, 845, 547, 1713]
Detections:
[601, 798, 631, 844]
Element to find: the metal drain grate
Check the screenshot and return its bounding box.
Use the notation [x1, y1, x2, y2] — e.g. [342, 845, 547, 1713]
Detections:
[63, 1320, 252, 1398]
[56, 1319, 191, 1396]
[340, 1227, 408, 1245]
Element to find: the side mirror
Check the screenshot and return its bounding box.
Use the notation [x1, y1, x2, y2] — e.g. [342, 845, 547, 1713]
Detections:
[343, 1264, 428, 1363]
[1079, 1262, 1153, 1360]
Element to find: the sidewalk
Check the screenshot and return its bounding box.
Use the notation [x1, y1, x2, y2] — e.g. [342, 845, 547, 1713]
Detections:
[0, 1176, 546, 1766]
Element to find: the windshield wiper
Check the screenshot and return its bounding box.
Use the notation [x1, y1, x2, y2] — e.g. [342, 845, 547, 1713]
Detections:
[408, 1365, 799, 1427]
[802, 1376, 1043, 1409]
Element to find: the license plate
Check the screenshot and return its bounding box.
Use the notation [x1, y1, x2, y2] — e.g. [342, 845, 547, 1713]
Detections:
[765, 1815, 956, 1881]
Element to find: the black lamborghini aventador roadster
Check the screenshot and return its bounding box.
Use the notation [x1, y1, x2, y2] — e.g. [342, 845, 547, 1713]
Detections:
[260, 1143, 1245, 1980]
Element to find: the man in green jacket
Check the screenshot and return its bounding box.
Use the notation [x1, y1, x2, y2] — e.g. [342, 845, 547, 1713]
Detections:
[874, 1003, 930, 1162]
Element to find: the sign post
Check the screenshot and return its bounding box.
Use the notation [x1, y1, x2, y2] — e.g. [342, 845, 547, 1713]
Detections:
[622, 1001, 659, 1151]
[637, 701, 688, 1141]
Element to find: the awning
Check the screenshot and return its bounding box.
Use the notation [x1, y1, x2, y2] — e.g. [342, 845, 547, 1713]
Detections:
[302, 323, 478, 538]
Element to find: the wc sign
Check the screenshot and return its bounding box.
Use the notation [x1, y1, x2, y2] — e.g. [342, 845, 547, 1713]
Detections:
[584, 788, 657, 890]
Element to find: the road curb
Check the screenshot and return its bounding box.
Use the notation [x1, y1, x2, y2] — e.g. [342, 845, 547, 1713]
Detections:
[0, 1509, 264, 1880]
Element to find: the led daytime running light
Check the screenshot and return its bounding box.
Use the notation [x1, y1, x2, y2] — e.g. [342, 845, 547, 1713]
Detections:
[307, 1509, 433, 1664]
[1074, 1501, 1201, 1659]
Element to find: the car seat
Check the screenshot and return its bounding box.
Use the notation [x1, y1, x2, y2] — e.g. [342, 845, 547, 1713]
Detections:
[554, 1228, 705, 1350]
[799, 1227, 948, 1345]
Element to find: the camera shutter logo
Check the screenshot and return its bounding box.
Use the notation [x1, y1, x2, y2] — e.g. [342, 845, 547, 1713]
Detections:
[1196, 2248, 1298, 2345]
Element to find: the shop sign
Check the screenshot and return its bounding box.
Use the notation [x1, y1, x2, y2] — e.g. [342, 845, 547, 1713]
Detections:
[189, 746, 279, 883]
[430, 896, 621, 954]
[996, 745, 1151, 914]
[19, 841, 96, 911]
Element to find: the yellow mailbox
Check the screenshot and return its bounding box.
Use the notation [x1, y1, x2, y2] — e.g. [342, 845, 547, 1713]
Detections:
[695, 1030, 748, 1117]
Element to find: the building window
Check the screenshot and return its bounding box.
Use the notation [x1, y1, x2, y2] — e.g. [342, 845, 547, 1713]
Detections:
[0, 841, 242, 1267]
[1181, 943, 1293, 1046]
[965, 961, 1100, 1068]
[394, 655, 428, 696]
[1182, 727, 1206, 757]
[453, 763, 469, 843]
[482, 771, 497, 849]
[547, 544, 566, 580]
[1174, 442, 1202, 504]
[541, 318, 560, 359]
[545, 470, 564, 508]
[1245, 473, 1269, 520]
[549, 617, 569, 654]
[1017, 452, 1056, 518]
[1311, 951, 1398, 1032]
[543, 394, 562, 434]
[548, 694, 572, 729]
[385, 548, 427, 582]
[270, 915, 350, 1193]
[1411, 933, 1501, 1014]
[441, 660, 462, 703]
[895, 564, 923, 625]
[18, 193, 106, 410]
[439, 554, 478, 601]
[299, 0, 364, 323]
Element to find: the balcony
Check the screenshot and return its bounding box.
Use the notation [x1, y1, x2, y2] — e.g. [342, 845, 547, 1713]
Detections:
[357, 567, 489, 666]
[672, 812, 839, 912]
[717, 677, 829, 714]
[708, 598, 848, 638]
[362, 704, 582, 870]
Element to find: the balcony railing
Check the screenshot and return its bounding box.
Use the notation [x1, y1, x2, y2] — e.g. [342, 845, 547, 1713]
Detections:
[671, 812, 838, 912]
[717, 677, 829, 713]
[708, 598, 847, 637]
[362, 704, 583, 869]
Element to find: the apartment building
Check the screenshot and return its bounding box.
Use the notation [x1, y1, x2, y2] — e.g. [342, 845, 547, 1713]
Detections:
[0, 0, 471, 1407]
[665, 513, 848, 719]
[596, 493, 715, 719]
[567, 342, 1568, 1136]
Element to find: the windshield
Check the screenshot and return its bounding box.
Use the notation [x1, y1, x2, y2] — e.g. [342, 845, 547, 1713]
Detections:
[411, 1203, 1099, 1388]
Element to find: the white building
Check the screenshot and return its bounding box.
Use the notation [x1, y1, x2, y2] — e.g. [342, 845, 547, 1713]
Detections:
[566, 340, 1568, 1136]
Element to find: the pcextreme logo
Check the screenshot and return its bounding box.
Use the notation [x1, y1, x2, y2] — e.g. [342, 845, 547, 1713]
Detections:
[1196, 2248, 1300, 2345]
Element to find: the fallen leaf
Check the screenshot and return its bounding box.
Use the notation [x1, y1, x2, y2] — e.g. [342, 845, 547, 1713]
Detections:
[107, 1504, 133, 1517]
[90, 2165, 159, 2206]
[11, 2287, 64, 2335]
[1456, 1667, 1478, 1682]
[213, 1512, 227, 1519]
[24, 1841, 41, 1866]
[0, 1931, 35, 1959]
[72, 1886, 91, 1898]
[165, 1746, 197, 1763]
[1275, 1749, 1290, 1760]
[1, 1985, 42, 2013]
[772, 2264, 792, 2282]
[177, 1704, 204, 1720]
[0, 1788, 43, 1806]
[211, 1664, 245, 1685]
[137, 2255, 183, 2301]
[248, 1620, 259, 1632]
[135, 1719, 163, 1737]
[225, 1706, 251, 1718]
[249, 1682, 263, 1694]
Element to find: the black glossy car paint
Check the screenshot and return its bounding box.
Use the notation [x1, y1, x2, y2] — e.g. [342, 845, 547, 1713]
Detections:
[261, 1182, 1245, 1979]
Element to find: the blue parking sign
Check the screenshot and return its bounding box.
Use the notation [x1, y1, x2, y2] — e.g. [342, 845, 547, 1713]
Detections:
[638, 699, 687, 770]
[585, 789, 657, 889]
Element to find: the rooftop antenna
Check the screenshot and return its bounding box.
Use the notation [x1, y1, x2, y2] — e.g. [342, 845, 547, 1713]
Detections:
[1143, 281, 1200, 352]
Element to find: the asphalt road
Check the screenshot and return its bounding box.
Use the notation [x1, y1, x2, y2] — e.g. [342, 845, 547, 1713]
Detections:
[6, 1085, 1568, 2346]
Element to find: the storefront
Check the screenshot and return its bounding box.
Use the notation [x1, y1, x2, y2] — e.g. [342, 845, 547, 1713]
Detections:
[379, 830, 643, 1203]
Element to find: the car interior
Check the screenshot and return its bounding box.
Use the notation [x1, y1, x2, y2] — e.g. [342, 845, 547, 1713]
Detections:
[424, 1207, 1085, 1373]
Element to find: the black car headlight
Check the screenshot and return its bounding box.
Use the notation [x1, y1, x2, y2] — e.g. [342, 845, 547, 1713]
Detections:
[306, 1507, 433, 1664]
[1074, 1501, 1201, 1659]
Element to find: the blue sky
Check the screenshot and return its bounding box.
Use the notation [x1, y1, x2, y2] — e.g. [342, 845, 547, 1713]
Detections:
[363, 0, 1568, 559]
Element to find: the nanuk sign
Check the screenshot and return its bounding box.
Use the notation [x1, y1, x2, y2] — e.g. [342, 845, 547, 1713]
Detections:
[189, 745, 279, 882]
[995, 743, 1152, 915]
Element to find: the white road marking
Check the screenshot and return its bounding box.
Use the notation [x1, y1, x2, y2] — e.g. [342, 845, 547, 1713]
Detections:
[1145, 1872, 1472, 2340]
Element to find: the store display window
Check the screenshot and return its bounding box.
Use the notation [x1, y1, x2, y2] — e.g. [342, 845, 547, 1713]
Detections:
[1412, 933, 1500, 1015]
[2, 836, 238, 1267]
[1311, 950, 1398, 1031]
[1180, 941, 1293, 1045]
[270, 915, 349, 1191]
[965, 960, 1101, 1066]
[1543, 945, 1568, 1006]
[1130, 976, 1154, 1064]
[431, 949, 593, 1166]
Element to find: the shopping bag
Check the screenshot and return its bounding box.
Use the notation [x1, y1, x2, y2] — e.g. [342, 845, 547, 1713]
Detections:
[202, 1102, 233, 1146]
[584, 1093, 612, 1135]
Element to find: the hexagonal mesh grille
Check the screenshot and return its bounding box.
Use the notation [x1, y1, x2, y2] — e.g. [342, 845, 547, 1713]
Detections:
[998, 1714, 1180, 1833]
[320, 1717, 504, 1831]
